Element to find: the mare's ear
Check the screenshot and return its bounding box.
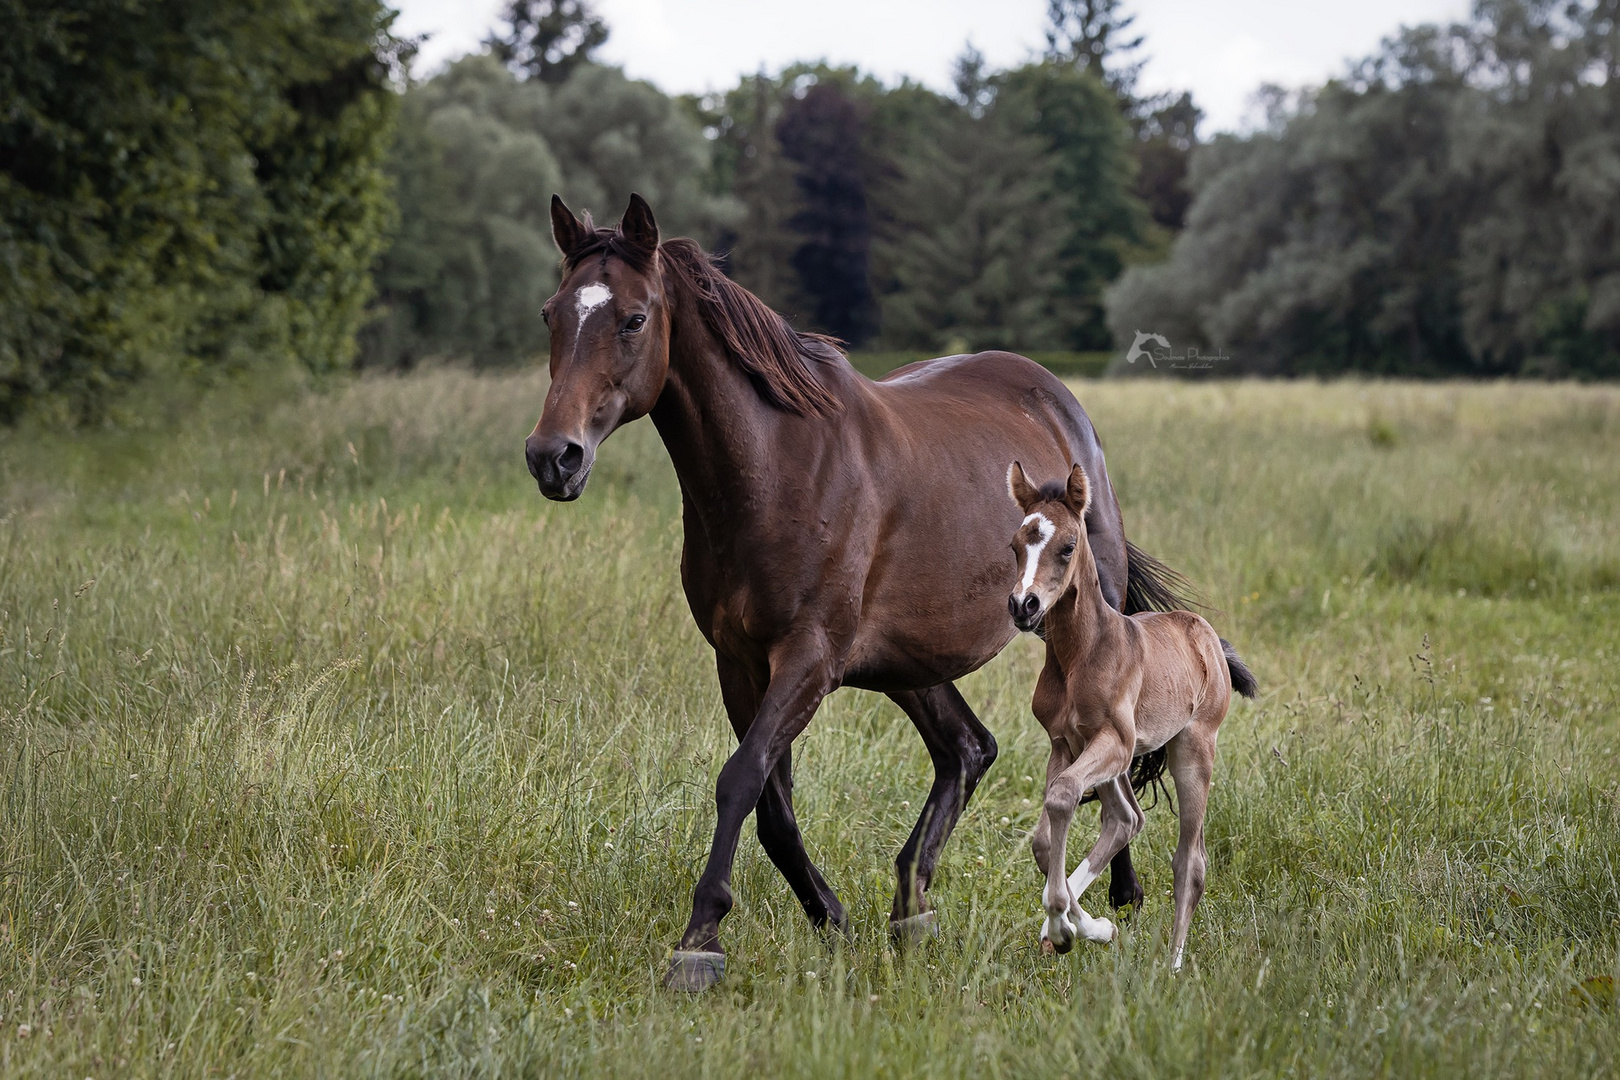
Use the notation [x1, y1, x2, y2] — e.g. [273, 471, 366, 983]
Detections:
[621, 193, 660, 257]
[1065, 463, 1091, 519]
[551, 195, 589, 257]
[1007, 461, 1040, 513]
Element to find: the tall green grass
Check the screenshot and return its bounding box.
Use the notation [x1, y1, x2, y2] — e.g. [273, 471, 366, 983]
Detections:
[1, 373, 1618, 1076]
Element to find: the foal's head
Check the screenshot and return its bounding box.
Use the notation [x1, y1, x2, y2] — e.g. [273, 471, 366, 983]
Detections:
[1006, 461, 1092, 633]
[526, 193, 671, 500]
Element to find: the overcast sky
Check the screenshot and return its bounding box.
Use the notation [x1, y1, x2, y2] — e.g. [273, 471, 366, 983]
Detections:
[391, 0, 1475, 134]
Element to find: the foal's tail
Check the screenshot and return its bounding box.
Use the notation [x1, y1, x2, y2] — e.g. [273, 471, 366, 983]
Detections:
[1221, 638, 1259, 699]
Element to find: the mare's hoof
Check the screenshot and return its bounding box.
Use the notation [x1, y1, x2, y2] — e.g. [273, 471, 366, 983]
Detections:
[664, 950, 726, 993]
[889, 911, 938, 946]
[1109, 879, 1145, 912]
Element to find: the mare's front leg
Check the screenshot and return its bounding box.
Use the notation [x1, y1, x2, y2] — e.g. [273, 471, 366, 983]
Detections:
[887, 683, 998, 938]
[716, 657, 846, 933]
[666, 641, 838, 992]
[1039, 731, 1132, 954]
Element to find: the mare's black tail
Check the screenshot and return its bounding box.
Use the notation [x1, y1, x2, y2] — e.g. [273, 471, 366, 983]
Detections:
[1122, 540, 1197, 615]
[1222, 638, 1259, 699]
[1085, 542, 1200, 806]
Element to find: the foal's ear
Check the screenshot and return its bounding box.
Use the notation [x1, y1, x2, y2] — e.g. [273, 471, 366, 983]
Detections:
[1007, 461, 1040, 513]
[1065, 463, 1091, 518]
[551, 194, 589, 257]
[621, 192, 660, 256]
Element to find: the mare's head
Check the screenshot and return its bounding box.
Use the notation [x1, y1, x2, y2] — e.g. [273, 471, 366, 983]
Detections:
[526, 193, 671, 500]
[1006, 461, 1092, 633]
[525, 192, 842, 500]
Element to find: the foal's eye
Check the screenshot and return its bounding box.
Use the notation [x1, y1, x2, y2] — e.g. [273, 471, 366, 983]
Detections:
[540, 308, 550, 326]
[1059, 543, 1076, 560]
[621, 314, 646, 333]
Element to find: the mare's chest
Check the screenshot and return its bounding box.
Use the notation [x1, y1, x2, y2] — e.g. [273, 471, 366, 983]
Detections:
[677, 501, 868, 656]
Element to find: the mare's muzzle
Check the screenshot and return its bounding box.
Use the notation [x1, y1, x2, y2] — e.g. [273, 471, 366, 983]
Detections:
[526, 435, 592, 501]
[1010, 593, 1043, 633]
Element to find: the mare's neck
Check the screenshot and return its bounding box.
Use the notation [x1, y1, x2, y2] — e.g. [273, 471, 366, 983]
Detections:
[1045, 546, 1126, 662]
[648, 276, 787, 532]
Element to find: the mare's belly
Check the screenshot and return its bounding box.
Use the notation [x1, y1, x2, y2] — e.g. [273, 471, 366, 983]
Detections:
[839, 597, 1017, 692]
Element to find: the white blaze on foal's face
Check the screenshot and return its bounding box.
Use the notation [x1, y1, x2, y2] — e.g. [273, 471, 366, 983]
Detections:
[1018, 513, 1055, 594]
[1010, 506, 1080, 615]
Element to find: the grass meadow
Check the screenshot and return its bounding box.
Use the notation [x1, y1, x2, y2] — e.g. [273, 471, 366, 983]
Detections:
[2, 369, 1619, 1077]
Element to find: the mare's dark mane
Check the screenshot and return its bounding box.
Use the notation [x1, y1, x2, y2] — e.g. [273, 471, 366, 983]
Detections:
[563, 216, 844, 418]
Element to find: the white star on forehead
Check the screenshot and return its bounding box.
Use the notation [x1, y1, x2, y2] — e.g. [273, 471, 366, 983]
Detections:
[575, 283, 612, 320]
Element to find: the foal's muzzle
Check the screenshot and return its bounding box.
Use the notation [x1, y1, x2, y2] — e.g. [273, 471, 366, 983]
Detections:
[1010, 593, 1043, 633]
[525, 435, 591, 500]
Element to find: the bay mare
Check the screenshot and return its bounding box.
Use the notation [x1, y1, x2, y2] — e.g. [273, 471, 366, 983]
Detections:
[525, 194, 1190, 991]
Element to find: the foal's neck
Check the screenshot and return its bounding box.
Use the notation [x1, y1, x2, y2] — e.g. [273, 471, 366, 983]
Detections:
[1046, 540, 1125, 660]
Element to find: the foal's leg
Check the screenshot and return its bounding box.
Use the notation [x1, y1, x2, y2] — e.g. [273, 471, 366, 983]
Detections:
[1066, 776, 1146, 904]
[717, 658, 846, 933]
[1029, 738, 1075, 882]
[1039, 731, 1132, 954]
[887, 682, 998, 929]
[1165, 727, 1215, 971]
[668, 644, 836, 990]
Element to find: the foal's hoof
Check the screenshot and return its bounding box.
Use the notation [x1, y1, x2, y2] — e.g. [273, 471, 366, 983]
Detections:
[664, 950, 726, 993]
[1042, 913, 1076, 955]
[889, 911, 938, 946]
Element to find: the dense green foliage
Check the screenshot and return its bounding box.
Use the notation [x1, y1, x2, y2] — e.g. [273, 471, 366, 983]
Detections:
[361, 56, 731, 368]
[0, 0, 405, 422]
[1108, 0, 1620, 377]
[487, 0, 610, 85]
[692, 60, 1147, 354]
[3, 373, 1619, 1074]
[370, 50, 1151, 365]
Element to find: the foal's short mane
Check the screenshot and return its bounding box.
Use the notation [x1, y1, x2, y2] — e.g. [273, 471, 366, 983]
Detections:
[563, 217, 844, 418]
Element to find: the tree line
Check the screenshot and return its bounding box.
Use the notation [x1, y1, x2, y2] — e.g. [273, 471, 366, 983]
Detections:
[3, 0, 1615, 423]
[361, 0, 1190, 368]
[1, 0, 407, 422]
[1111, 0, 1620, 378]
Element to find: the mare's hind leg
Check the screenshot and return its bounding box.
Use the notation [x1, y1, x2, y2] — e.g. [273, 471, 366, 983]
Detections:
[1165, 726, 1216, 971]
[717, 658, 845, 932]
[1107, 846, 1146, 911]
[886, 683, 998, 931]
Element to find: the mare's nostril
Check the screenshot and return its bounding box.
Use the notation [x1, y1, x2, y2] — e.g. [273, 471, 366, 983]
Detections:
[556, 442, 584, 478]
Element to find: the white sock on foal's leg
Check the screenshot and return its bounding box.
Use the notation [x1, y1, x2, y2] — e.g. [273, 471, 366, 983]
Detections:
[1065, 858, 1115, 942]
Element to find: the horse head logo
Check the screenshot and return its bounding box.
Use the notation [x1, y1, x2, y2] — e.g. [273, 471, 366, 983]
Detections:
[1126, 330, 1170, 368]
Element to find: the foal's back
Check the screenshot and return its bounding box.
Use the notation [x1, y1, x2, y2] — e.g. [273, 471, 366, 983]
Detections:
[1128, 609, 1232, 754]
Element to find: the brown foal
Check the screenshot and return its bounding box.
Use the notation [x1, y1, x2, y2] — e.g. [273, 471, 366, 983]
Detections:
[1007, 462, 1258, 969]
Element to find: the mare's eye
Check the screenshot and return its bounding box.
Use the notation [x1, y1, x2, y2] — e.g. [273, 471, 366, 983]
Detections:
[1059, 543, 1076, 560]
[622, 314, 646, 333]
[540, 308, 550, 325]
